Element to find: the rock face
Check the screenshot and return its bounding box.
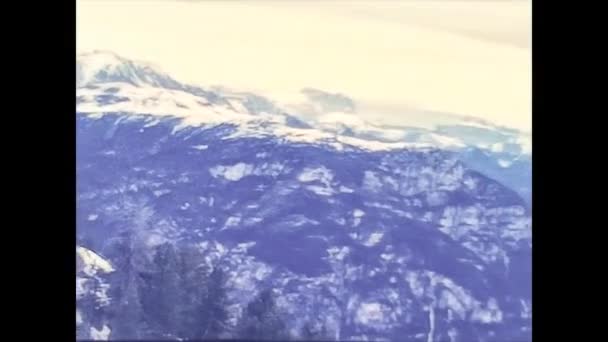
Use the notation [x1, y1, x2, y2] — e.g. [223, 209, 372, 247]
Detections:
[76, 246, 114, 340]
[76, 51, 531, 341]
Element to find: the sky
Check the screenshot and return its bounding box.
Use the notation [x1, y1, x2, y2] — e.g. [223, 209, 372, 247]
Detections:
[77, 0, 531, 132]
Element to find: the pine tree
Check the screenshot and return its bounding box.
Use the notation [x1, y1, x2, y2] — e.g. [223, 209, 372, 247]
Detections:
[103, 229, 135, 275]
[199, 267, 230, 338]
[102, 229, 147, 339]
[76, 318, 91, 340]
[174, 244, 233, 340]
[140, 242, 181, 338]
[237, 289, 288, 340]
[301, 321, 331, 341]
[176, 244, 210, 339]
[111, 272, 147, 339]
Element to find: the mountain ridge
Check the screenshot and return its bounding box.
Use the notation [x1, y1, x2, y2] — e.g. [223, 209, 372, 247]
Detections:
[76, 51, 530, 153]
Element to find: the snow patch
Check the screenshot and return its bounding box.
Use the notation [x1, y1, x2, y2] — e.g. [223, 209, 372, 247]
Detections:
[76, 309, 83, 325]
[448, 328, 458, 342]
[76, 277, 88, 299]
[490, 142, 504, 152]
[463, 177, 477, 190]
[297, 167, 336, 196]
[363, 171, 383, 191]
[225, 216, 242, 228]
[145, 233, 169, 248]
[498, 159, 512, 168]
[520, 299, 532, 319]
[305, 185, 335, 196]
[355, 302, 385, 325]
[327, 246, 350, 262]
[90, 325, 111, 340]
[298, 166, 334, 185]
[253, 162, 286, 177]
[339, 185, 354, 193]
[471, 298, 503, 324]
[380, 253, 395, 261]
[94, 282, 112, 307]
[210, 163, 254, 181]
[235, 242, 257, 252]
[153, 189, 171, 197]
[353, 209, 365, 226]
[362, 232, 384, 247]
[353, 209, 365, 218]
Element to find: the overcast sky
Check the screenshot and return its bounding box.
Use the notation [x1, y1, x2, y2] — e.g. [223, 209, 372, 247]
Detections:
[77, 0, 531, 132]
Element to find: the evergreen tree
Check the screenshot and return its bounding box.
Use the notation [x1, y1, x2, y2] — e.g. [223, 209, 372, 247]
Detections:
[301, 321, 331, 341]
[175, 245, 232, 340]
[101, 229, 143, 339]
[103, 230, 151, 339]
[140, 242, 181, 338]
[237, 289, 288, 340]
[111, 272, 147, 339]
[76, 318, 91, 340]
[103, 229, 135, 275]
[199, 267, 230, 338]
[176, 244, 210, 339]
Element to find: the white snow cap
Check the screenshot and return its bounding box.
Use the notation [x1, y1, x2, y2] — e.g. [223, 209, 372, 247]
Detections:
[77, 50, 170, 88]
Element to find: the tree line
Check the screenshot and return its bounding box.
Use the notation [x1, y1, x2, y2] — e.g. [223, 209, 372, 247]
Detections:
[99, 233, 331, 340]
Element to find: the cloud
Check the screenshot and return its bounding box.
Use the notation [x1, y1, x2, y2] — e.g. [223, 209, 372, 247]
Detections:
[77, 0, 531, 131]
[338, 1, 531, 49]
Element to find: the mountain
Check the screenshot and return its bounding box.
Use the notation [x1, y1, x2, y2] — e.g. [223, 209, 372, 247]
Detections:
[77, 51, 531, 204]
[76, 51, 531, 341]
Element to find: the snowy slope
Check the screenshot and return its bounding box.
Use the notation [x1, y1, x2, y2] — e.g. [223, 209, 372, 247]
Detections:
[76, 51, 530, 155]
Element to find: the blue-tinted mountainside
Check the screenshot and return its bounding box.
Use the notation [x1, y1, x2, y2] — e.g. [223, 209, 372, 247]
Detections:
[76, 51, 531, 341]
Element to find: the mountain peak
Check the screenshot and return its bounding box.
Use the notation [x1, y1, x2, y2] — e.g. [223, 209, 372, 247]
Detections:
[76, 50, 181, 90]
[77, 50, 163, 72]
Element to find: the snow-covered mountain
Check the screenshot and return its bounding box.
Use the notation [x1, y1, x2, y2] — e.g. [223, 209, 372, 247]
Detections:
[77, 51, 531, 204]
[78, 50, 187, 91]
[76, 51, 531, 341]
[76, 51, 531, 153]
